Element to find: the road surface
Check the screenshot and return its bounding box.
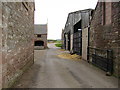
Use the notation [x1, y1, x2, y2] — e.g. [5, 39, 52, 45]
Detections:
[14, 43, 118, 88]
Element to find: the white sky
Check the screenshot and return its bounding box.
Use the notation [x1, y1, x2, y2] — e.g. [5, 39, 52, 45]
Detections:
[34, 0, 98, 40]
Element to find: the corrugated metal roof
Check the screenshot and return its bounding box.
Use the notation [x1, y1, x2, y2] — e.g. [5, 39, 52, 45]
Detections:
[34, 24, 47, 34]
[64, 9, 94, 34]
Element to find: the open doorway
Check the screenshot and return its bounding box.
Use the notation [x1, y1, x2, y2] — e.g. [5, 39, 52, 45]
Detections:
[68, 32, 71, 51]
[73, 20, 82, 55]
[35, 41, 44, 46]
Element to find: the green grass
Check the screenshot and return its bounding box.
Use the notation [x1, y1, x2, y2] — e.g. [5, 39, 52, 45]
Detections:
[55, 40, 62, 43]
[55, 43, 62, 47]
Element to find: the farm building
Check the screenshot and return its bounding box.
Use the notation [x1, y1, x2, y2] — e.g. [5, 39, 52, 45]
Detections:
[62, 2, 120, 76]
[62, 9, 94, 61]
[34, 24, 48, 49]
[89, 1, 120, 76]
[0, 2, 35, 88]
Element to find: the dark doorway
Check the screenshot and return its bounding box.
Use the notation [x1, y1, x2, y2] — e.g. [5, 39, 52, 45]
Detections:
[73, 20, 82, 55]
[64, 34, 66, 50]
[68, 32, 71, 51]
[74, 20, 82, 33]
[35, 41, 44, 46]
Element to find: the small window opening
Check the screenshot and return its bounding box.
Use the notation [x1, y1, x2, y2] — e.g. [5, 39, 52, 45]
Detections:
[37, 35, 41, 37]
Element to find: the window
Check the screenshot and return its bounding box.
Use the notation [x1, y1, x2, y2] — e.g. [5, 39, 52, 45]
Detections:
[37, 35, 41, 37]
[35, 41, 44, 46]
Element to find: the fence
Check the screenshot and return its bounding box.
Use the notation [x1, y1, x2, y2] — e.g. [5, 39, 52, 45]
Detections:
[88, 47, 113, 74]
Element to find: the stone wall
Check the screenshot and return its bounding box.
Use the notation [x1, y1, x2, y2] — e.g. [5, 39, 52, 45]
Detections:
[0, 2, 35, 88]
[41, 34, 47, 48]
[0, 2, 2, 89]
[90, 2, 120, 77]
[34, 34, 47, 49]
[111, 2, 120, 77]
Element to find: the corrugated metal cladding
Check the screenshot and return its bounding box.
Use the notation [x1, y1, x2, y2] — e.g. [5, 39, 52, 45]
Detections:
[63, 9, 94, 55]
[81, 11, 90, 28]
[73, 12, 81, 25]
[64, 14, 73, 33]
[64, 9, 93, 34]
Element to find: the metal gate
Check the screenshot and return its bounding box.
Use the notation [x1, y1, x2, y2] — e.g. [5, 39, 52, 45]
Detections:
[88, 47, 113, 74]
[73, 31, 82, 55]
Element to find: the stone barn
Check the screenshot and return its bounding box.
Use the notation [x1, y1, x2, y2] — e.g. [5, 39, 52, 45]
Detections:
[34, 24, 48, 49]
[89, 1, 120, 76]
[0, 1, 35, 88]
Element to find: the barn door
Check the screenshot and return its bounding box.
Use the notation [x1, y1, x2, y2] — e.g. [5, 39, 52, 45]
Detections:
[82, 28, 88, 60]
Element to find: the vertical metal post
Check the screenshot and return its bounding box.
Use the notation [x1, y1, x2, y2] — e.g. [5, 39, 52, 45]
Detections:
[107, 50, 109, 72]
[87, 47, 90, 63]
[107, 50, 113, 74]
[94, 48, 97, 64]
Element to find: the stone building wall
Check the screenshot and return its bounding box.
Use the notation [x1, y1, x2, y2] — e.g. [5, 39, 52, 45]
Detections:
[111, 2, 120, 77]
[0, 2, 35, 88]
[34, 34, 47, 49]
[0, 2, 2, 89]
[41, 34, 47, 48]
[90, 2, 120, 77]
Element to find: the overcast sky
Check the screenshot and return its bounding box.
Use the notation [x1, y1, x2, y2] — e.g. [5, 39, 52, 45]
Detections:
[34, 0, 98, 40]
